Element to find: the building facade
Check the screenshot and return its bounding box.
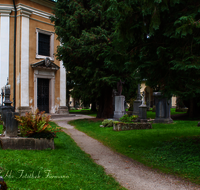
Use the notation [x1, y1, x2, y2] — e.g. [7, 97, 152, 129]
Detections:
[0, 0, 68, 114]
[140, 82, 177, 108]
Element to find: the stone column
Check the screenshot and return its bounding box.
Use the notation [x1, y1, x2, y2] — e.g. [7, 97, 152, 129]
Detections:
[0, 8, 11, 90]
[58, 60, 68, 114]
[114, 96, 125, 119]
[19, 8, 32, 115]
[153, 92, 173, 123]
[133, 84, 142, 115]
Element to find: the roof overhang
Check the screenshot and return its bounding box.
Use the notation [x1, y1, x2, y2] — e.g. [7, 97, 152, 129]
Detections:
[30, 0, 56, 9]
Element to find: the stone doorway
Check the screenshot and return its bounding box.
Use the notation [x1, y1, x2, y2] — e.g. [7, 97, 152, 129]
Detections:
[37, 78, 50, 113]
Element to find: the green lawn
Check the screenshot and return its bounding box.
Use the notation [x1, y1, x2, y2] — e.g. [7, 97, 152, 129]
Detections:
[0, 123, 125, 190]
[69, 108, 186, 119]
[147, 108, 186, 119]
[69, 118, 200, 184]
[69, 109, 97, 117]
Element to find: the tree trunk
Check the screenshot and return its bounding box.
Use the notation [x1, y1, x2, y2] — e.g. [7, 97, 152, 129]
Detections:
[91, 102, 97, 112]
[184, 97, 200, 118]
[188, 98, 194, 118]
[97, 87, 113, 118]
[67, 93, 70, 110]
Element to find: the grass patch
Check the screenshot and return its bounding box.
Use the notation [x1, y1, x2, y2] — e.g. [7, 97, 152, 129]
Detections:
[147, 108, 186, 119]
[0, 123, 125, 190]
[69, 119, 200, 184]
[69, 109, 97, 117]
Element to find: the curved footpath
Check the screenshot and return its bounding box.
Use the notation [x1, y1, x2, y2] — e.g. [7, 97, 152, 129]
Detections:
[53, 115, 200, 190]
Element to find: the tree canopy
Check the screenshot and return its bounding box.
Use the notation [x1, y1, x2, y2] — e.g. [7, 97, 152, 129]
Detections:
[51, 0, 137, 118]
[108, 0, 200, 116]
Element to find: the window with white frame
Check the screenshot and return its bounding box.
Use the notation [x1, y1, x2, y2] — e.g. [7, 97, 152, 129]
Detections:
[36, 28, 54, 60]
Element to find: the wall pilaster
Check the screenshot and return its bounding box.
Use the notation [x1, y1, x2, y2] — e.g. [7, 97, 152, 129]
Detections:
[0, 9, 11, 89]
[20, 8, 32, 107]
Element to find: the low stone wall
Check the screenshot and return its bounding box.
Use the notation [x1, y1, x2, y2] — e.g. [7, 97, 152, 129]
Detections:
[113, 123, 152, 131]
[0, 137, 54, 150]
[175, 108, 188, 112]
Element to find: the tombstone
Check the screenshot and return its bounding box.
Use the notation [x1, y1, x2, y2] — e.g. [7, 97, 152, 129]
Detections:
[1, 82, 18, 136]
[114, 96, 125, 119]
[114, 81, 126, 119]
[133, 84, 142, 115]
[153, 92, 173, 123]
[4, 112, 19, 137]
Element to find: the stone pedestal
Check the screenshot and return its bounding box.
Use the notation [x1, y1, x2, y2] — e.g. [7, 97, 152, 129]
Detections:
[18, 106, 32, 116]
[133, 100, 142, 115]
[114, 96, 125, 119]
[58, 106, 69, 114]
[5, 112, 19, 137]
[2, 106, 14, 132]
[138, 104, 147, 119]
[153, 92, 173, 123]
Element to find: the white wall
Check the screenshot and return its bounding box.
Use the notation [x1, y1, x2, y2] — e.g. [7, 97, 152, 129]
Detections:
[0, 10, 11, 90]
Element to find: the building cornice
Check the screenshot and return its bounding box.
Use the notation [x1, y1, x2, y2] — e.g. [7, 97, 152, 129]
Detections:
[18, 7, 32, 18]
[0, 3, 54, 20]
[0, 7, 12, 15]
[16, 3, 54, 19]
[30, 0, 55, 9]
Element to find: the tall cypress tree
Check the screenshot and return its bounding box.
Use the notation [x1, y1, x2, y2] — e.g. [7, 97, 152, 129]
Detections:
[51, 0, 137, 118]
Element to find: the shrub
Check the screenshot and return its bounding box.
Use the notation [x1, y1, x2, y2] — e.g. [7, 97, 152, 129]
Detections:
[15, 109, 61, 139]
[119, 114, 138, 122]
[102, 119, 113, 127]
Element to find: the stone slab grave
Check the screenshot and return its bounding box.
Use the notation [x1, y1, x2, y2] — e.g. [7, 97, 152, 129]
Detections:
[0, 137, 54, 150]
[114, 96, 126, 119]
[113, 122, 152, 131]
[153, 92, 173, 123]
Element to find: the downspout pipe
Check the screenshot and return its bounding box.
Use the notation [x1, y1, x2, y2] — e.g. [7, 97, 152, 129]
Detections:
[12, 0, 16, 111]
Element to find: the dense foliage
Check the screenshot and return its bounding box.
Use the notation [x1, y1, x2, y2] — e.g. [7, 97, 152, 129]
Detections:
[108, 0, 200, 116]
[51, 0, 137, 118]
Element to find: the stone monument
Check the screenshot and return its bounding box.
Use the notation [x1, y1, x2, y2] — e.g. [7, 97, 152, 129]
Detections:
[153, 92, 173, 123]
[133, 84, 142, 115]
[138, 91, 147, 120]
[1, 81, 19, 137]
[114, 80, 125, 119]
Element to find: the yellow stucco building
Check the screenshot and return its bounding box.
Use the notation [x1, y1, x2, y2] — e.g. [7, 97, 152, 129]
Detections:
[0, 0, 68, 115]
[140, 82, 176, 108]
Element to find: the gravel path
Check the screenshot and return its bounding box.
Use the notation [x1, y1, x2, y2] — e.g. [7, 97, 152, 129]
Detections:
[53, 115, 200, 190]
